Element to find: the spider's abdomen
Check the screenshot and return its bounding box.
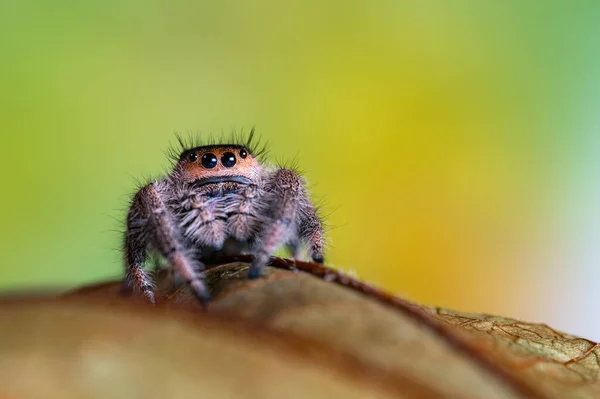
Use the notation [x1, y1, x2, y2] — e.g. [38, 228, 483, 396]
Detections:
[171, 181, 263, 250]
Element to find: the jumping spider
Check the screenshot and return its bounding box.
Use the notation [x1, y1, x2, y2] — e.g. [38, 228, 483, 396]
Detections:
[122, 130, 325, 305]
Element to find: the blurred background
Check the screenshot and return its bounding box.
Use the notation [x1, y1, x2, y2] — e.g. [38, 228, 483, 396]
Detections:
[1, 1, 599, 339]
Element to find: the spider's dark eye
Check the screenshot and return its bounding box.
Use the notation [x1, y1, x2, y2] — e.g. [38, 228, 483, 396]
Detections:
[201, 153, 218, 169]
[239, 149, 248, 159]
[221, 152, 236, 168]
[188, 152, 198, 162]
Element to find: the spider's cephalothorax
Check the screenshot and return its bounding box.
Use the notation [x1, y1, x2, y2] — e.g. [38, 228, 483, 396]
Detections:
[122, 131, 325, 305]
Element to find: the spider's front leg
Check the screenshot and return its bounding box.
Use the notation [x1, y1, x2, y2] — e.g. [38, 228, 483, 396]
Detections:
[248, 169, 325, 279]
[123, 182, 211, 304]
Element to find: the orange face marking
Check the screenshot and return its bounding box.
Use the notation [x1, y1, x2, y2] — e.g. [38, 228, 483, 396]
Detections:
[179, 145, 262, 183]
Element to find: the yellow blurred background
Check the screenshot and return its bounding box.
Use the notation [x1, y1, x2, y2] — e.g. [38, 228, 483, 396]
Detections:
[1, 1, 599, 338]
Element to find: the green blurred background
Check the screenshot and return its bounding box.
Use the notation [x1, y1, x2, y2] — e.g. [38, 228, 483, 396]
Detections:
[1, 1, 599, 338]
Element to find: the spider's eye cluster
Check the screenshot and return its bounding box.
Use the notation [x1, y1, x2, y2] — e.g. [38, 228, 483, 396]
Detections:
[221, 152, 236, 168]
[201, 153, 218, 169]
[187, 148, 248, 169]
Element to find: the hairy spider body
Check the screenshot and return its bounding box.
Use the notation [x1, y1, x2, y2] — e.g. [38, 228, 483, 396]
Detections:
[123, 132, 324, 305]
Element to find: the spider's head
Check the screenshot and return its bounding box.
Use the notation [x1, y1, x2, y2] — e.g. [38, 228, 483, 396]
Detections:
[176, 145, 262, 185]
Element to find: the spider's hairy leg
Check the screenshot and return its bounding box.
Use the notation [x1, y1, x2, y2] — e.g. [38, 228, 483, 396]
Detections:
[248, 169, 313, 279]
[123, 211, 156, 304]
[298, 205, 325, 264]
[132, 183, 211, 304]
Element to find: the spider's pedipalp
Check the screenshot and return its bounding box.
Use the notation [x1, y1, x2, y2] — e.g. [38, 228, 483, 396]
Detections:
[225, 183, 263, 241]
[178, 193, 228, 248]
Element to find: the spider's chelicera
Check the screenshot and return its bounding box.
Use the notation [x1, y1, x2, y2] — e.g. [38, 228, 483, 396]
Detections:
[122, 130, 325, 305]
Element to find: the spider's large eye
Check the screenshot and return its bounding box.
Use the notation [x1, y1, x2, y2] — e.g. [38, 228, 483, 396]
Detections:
[188, 152, 198, 162]
[201, 153, 218, 169]
[221, 152, 236, 168]
[239, 149, 248, 159]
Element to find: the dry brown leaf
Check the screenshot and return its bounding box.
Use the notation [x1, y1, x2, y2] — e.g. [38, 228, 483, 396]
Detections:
[1, 258, 598, 399]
